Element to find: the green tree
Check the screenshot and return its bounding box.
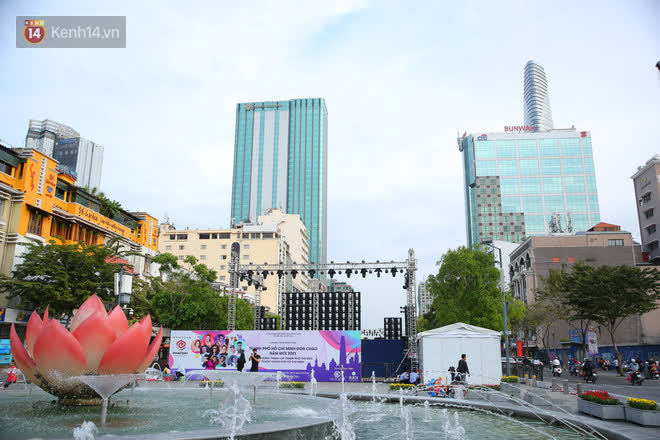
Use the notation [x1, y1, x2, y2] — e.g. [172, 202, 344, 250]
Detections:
[5, 238, 121, 320]
[421, 246, 518, 331]
[141, 253, 253, 330]
[565, 264, 660, 374]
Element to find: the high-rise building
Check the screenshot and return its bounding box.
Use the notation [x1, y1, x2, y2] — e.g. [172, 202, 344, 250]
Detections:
[631, 155, 660, 261]
[25, 119, 79, 157]
[459, 129, 600, 246]
[230, 98, 328, 269]
[417, 281, 432, 316]
[460, 61, 599, 247]
[52, 137, 104, 190]
[523, 61, 554, 132]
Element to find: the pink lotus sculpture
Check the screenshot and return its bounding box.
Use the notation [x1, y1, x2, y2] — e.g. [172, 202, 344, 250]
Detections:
[10, 295, 162, 401]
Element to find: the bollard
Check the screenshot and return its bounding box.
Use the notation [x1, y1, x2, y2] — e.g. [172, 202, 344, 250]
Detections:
[563, 380, 569, 394]
[551, 378, 557, 391]
[576, 382, 582, 395]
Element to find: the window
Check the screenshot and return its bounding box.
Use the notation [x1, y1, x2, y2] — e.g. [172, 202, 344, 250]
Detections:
[608, 239, 624, 246]
[566, 195, 587, 212]
[244, 244, 250, 249]
[250, 233, 260, 239]
[567, 257, 576, 263]
[544, 195, 565, 212]
[645, 208, 654, 219]
[497, 142, 516, 158]
[219, 275, 226, 281]
[475, 141, 496, 159]
[179, 245, 184, 250]
[219, 232, 230, 239]
[561, 138, 581, 156]
[177, 234, 188, 240]
[564, 176, 585, 193]
[170, 234, 176, 240]
[476, 160, 496, 176]
[543, 177, 562, 193]
[562, 158, 584, 174]
[200, 255, 206, 260]
[480, 187, 487, 194]
[27, 210, 43, 235]
[520, 178, 541, 194]
[491, 187, 498, 194]
[221, 244, 227, 249]
[201, 244, 207, 249]
[552, 257, 561, 263]
[165, 245, 172, 250]
[539, 139, 560, 156]
[262, 232, 274, 239]
[178, 256, 184, 260]
[199, 233, 210, 239]
[498, 160, 518, 176]
[220, 265, 226, 270]
[586, 176, 597, 193]
[500, 177, 518, 194]
[525, 215, 545, 233]
[522, 196, 543, 213]
[519, 160, 539, 176]
[243, 254, 249, 259]
[640, 193, 652, 205]
[582, 137, 592, 156]
[212, 233, 218, 239]
[241, 233, 249, 239]
[647, 224, 656, 234]
[517, 140, 538, 158]
[501, 197, 521, 213]
[541, 159, 561, 175]
[222, 255, 227, 260]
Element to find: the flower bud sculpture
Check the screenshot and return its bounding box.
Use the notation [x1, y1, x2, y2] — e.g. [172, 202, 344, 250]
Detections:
[10, 295, 162, 401]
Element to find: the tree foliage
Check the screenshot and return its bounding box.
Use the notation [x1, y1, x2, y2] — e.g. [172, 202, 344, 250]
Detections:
[419, 246, 523, 332]
[5, 238, 121, 319]
[538, 263, 660, 372]
[136, 253, 253, 330]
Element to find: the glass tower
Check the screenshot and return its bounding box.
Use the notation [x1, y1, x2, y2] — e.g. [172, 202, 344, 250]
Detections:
[231, 98, 328, 267]
[523, 61, 554, 131]
[459, 130, 600, 247]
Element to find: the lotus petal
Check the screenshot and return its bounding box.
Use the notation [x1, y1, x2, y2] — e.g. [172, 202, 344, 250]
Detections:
[140, 315, 152, 341]
[33, 320, 86, 385]
[43, 305, 49, 322]
[107, 306, 129, 337]
[137, 327, 162, 373]
[98, 321, 150, 374]
[72, 311, 117, 373]
[69, 294, 107, 333]
[25, 311, 44, 358]
[9, 324, 42, 387]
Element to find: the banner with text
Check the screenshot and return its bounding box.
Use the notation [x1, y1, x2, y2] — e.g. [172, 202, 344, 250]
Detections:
[169, 330, 361, 382]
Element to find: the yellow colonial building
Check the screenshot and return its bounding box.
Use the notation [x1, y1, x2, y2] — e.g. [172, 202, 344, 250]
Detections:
[0, 144, 159, 337]
[158, 209, 309, 314]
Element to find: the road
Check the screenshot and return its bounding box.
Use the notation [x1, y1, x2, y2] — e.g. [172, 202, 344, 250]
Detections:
[548, 367, 660, 402]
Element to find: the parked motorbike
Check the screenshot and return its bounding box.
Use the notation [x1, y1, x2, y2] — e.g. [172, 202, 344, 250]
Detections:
[552, 365, 562, 377]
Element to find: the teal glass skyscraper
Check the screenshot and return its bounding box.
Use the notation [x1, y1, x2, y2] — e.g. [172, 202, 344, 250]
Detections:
[231, 98, 328, 267]
[459, 129, 600, 247]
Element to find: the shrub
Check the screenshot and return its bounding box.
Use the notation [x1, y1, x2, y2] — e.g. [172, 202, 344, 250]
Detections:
[390, 383, 417, 390]
[485, 384, 501, 391]
[199, 380, 224, 388]
[501, 376, 519, 383]
[627, 398, 657, 410]
[279, 381, 305, 389]
[579, 390, 620, 405]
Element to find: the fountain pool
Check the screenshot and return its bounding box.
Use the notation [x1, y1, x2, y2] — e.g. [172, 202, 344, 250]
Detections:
[0, 382, 596, 440]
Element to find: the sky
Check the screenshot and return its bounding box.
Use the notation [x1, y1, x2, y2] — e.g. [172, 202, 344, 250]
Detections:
[1, 1, 659, 329]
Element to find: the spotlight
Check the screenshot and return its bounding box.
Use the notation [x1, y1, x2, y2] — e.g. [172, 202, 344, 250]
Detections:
[328, 269, 336, 278]
[262, 270, 268, 279]
[277, 270, 284, 279]
[309, 269, 316, 277]
[360, 268, 367, 278]
[248, 280, 253, 286]
[291, 270, 298, 279]
[346, 269, 352, 278]
[391, 268, 397, 277]
[375, 268, 382, 278]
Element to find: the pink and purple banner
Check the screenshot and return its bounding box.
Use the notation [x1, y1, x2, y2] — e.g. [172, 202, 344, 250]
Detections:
[169, 330, 361, 382]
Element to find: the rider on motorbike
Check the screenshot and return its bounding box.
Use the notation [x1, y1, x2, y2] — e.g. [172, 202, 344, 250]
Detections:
[582, 357, 594, 379]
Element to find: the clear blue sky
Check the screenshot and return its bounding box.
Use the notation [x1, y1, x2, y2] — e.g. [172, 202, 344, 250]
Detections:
[1, 1, 659, 328]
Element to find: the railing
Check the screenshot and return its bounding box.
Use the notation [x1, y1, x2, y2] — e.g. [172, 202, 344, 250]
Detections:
[502, 362, 544, 381]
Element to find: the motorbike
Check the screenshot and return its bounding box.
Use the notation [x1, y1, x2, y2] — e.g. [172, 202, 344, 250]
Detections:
[552, 365, 562, 377]
[649, 365, 659, 380]
[583, 370, 598, 383]
[569, 364, 580, 376]
[627, 370, 644, 385]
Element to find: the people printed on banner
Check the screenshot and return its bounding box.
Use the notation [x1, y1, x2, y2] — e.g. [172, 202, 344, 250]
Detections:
[189, 332, 253, 371]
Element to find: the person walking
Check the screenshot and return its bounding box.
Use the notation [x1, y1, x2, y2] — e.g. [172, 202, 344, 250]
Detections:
[456, 354, 470, 383]
[249, 349, 261, 372]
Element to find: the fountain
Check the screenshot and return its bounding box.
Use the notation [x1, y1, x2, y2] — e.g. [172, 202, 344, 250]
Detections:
[5, 297, 615, 439]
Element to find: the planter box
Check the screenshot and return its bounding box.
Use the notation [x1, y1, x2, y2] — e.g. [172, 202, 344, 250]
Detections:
[578, 399, 624, 420]
[624, 405, 660, 426]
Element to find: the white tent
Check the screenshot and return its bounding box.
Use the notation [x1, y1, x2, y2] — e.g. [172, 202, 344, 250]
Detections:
[418, 322, 501, 385]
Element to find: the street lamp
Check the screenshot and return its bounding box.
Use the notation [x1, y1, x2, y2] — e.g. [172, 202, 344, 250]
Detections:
[481, 239, 511, 376]
[114, 266, 133, 307]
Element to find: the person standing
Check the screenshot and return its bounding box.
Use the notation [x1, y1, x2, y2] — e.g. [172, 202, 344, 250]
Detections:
[3, 361, 17, 389]
[236, 348, 246, 372]
[249, 349, 261, 372]
[456, 354, 470, 382]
